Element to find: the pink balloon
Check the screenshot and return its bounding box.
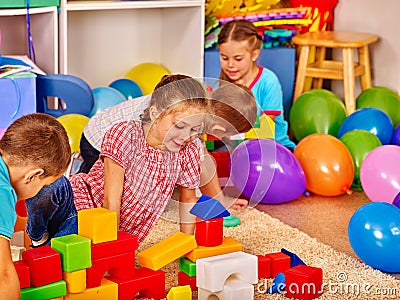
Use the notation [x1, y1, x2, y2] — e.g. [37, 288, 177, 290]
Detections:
[360, 145, 400, 203]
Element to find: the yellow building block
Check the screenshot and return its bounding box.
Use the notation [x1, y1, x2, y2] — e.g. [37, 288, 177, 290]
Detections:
[63, 269, 86, 294]
[167, 285, 192, 300]
[185, 237, 242, 262]
[245, 114, 275, 139]
[138, 232, 197, 270]
[78, 208, 117, 244]
[64, 278, 118, 300]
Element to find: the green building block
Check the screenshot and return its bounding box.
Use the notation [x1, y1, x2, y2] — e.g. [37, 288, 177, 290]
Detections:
[21, 280, 66, 300]
[179, 256, 196, 276]
[51, 234, 91, 272]
[205, 140, 214, 151]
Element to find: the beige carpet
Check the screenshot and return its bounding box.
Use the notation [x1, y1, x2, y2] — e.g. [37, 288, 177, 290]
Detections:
[138, 207, 400, 299]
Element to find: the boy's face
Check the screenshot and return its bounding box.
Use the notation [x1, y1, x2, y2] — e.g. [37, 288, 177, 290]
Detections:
[13, 174, 61, 201]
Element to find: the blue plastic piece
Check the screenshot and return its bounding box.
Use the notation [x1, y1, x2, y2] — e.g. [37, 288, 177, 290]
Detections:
[204, 47, 295, 123]
[281, 248, 306, 268]
[190, 195, 230, 220]
[267, 272, 285, 294]
[36, 73, 94, 117]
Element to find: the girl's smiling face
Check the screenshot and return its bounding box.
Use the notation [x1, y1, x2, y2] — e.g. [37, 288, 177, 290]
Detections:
[147, 109, 204, 152]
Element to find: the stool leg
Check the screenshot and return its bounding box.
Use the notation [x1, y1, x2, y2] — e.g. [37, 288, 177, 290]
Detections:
[293, 45, 309, 102]
[313, 47, 326, 89]
[343, 48, 356, 115]
[358, 45, 372, 90]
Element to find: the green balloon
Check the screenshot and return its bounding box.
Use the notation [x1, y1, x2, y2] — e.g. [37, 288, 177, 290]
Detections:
[289, 89, 347, 142]
[340, 130, 382, 190]
[356, 86, 400, 129]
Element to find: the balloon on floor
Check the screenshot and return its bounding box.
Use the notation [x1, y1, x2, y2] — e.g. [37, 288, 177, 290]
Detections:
[289, 89, 346, 142]
[230, 139, 305, 206]
[109, 78, 143, 100]
[89, 87, 126, 118]
[348, 202, 400, 273]
[356, 86, 400, 129]
[125, 63, 170, 95]
[338, 107, 393, 145]
[360, 145, 400, 203]
[339, 130, 382, 190]
[57, 114, 89, 153]
[294, 133, 354, 196]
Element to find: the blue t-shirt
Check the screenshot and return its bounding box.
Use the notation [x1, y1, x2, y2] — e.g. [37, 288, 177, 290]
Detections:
[0, 156, 17, 239]
[250, 66, 296, 150]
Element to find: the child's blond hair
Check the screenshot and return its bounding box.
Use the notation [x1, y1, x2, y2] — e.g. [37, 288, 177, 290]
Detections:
[140, 74, 211, 122]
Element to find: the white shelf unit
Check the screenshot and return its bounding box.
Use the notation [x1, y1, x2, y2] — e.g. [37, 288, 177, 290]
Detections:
[59, 0, 205, 88]
[0, 6, 58, 74]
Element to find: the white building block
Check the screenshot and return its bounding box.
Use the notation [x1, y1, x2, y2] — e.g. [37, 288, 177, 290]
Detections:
[196, 251, 258, 292]
[198, 277, 254, 300]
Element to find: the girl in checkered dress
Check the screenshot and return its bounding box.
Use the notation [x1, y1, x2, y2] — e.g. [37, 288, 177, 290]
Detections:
[25, 75, 211, 245]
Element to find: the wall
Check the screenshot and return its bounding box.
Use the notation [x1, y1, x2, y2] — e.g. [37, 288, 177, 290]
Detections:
[333, 0, 400, 96]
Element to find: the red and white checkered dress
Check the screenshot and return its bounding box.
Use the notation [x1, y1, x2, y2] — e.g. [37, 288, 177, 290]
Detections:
[70, 120, 200, 242]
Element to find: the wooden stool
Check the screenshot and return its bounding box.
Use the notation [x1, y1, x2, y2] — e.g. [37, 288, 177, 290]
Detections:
[292, 31, 378, 114]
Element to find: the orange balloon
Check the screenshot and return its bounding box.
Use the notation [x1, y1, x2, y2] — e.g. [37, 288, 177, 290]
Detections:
[294, 133, 354, 196]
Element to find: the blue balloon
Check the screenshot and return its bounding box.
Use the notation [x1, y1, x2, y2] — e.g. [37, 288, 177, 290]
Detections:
[338, 108, 393, 144]
[109, 78, 143, 100]
[89, 87, 126, 117]
[348, 202, 400, 272]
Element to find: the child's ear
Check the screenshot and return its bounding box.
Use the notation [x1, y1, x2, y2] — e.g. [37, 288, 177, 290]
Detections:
[24, 168, 44, 184]
[252, 49, 261, 62]
[149, 106, 159, 122]
[210, 124, 227, 136]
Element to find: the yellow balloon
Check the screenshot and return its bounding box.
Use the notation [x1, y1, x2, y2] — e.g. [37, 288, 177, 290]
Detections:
[57, 114, 89, 153]
[124, 63, 170, 95]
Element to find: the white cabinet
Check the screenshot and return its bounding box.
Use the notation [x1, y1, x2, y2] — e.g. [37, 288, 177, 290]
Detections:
[0, 6, 58, 73]
[59, 0, 205, 88]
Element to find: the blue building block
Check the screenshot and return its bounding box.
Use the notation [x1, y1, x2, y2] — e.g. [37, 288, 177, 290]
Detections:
[281, 248, 306, 268]
[267, 272, 285, 294]
[190, 195, 230, 220]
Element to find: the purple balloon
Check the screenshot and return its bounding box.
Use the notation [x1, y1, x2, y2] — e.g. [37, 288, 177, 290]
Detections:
[393, 192, 400, 208]
[230, 139, 305, 205]
[392, 124, 400, 145]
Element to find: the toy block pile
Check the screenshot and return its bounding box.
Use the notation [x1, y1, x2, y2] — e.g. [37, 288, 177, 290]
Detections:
[137, 194, 258, 299]
[258, 248, 323, 299]
[14, 207, 165, 299]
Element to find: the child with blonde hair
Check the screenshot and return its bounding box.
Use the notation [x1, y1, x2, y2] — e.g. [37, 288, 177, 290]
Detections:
[217, 19, 296, 150]
[0, 113, 71, 298]
[26, 75, 211, 243]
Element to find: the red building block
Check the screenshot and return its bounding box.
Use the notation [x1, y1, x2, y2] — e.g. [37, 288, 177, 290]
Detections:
[14, 260, 30, 288]
[91, 231, 138, 260]
[107, 267, 165, 300]
[22, 245, 62, 287]
[209, 151, 230, 178]
[195, 217, 223, 247]
[284, 265, 323, 300]
[257, 255, 271, 278]
[177, 271, 197, 291]
[266, 252, 291, 278]
[86, 251, 135, 288]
